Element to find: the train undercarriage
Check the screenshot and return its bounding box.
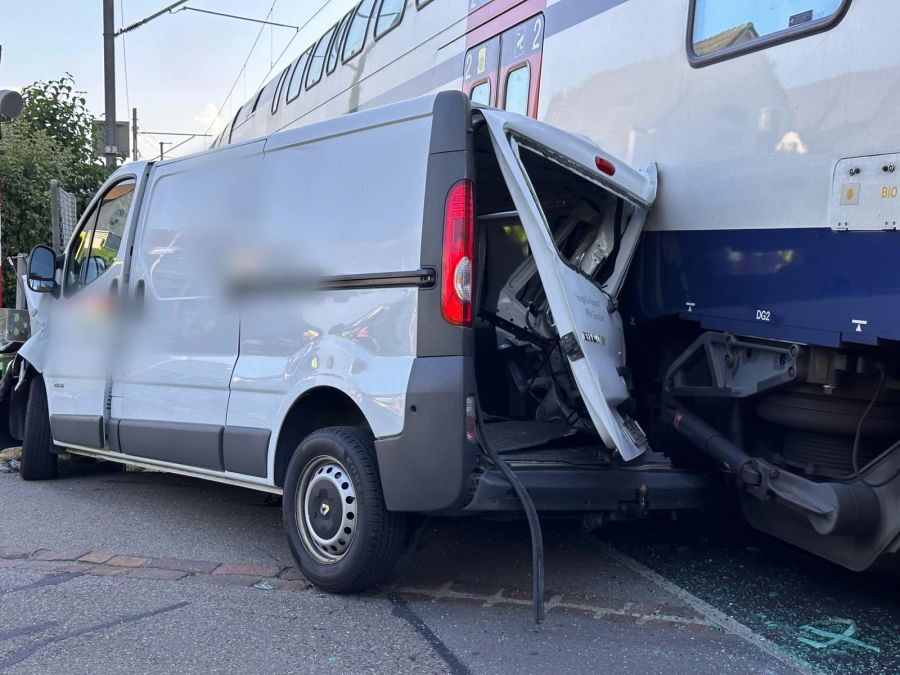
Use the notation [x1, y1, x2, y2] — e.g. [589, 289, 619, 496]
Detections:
[645, 328, 900, 571]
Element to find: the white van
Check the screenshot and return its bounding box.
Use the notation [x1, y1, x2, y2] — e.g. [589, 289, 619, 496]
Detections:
[9, 93, 708, 592]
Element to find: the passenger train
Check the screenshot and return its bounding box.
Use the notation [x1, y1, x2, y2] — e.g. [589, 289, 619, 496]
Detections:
[215, 0, 900, 571]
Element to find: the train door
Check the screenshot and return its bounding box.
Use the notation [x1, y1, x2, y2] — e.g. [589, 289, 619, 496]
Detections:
[463, 0, 546, 117]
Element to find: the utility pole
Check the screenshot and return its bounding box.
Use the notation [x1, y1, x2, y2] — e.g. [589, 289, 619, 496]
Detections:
[159, 141, 172, 160]
[102, 0, 117, 168]
[132, 107, 139, 161]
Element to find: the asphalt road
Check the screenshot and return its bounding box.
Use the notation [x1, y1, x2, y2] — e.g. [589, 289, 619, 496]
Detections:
[0, 459, 894, 674]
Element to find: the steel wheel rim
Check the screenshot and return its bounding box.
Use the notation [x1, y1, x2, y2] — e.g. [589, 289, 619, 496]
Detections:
[296, 455, 358, 564]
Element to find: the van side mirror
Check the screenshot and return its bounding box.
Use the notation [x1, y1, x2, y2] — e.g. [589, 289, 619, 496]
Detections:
[27, 245, 58, 295]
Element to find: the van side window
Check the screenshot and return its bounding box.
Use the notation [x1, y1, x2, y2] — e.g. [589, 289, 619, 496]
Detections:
[503, 64, 530, 116]
[328, 12, 353, 74]
[65, 179, 136, 295]
[691, 0, 847, 61]
[286, 49, 312, 103]
[343, 0, 377, 62]
[307, 24, 339, 90]
[375, 0, 406, 38]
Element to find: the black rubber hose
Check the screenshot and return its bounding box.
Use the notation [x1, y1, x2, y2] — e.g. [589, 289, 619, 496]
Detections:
[475, 402, 545, 624]
[851, 369, 900, 488]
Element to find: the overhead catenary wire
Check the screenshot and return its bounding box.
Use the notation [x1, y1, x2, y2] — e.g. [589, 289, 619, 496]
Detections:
[201, 0, 279, 138]
[110, 0, 342, 160]
[850, 368, 900, 488]
[120, 0, 132, 119]
[253, 27, 301, 92]
[157, 133, 207, 159]
[251, 0, 336, 90]
[202, 0, 337, 138]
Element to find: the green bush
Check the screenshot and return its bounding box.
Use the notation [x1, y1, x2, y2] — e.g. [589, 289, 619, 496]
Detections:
[0, 75, 111, 306]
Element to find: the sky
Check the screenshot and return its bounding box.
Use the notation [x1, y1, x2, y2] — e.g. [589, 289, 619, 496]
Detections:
[1, 0, 359, 159]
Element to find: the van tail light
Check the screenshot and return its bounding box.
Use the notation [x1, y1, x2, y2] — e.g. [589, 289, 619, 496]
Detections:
[441, 179, 475, 327]
[595, 156, 616, 176]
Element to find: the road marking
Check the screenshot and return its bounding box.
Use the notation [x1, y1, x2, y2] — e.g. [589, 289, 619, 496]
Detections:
[798, 620, 881, 653]
[389, 593, 472, 675]
[596, 542, 819, 675]
[392, 582, 711, 627]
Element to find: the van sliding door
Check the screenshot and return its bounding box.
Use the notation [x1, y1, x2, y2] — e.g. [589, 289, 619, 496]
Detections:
[480, 110, 657, 461]
[112, 142, 265, 470]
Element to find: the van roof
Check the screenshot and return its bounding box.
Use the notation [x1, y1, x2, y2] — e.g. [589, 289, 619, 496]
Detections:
[142, 92, 455, 169]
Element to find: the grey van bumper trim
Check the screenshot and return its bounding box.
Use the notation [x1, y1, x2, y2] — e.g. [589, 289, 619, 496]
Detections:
[375, 355, 477, 513]
[465, 465, 717, 513]
[112, 419, 270, 477]
[223, 426, 270, 477]
[50, 414, 104, 449]
[118, 419, 223, 471]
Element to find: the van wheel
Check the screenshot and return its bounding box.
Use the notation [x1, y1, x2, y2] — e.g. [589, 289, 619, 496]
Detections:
[283, 426, 407, 593]
[20, 376, 58, 481]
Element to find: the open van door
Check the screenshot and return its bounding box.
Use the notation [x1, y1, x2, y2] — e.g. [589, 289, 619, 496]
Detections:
[480, 109, 657, 461]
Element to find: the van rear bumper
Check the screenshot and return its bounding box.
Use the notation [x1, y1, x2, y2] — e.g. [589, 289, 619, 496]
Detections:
[463, 463, 717, 514]
[374, 356, 477, 513]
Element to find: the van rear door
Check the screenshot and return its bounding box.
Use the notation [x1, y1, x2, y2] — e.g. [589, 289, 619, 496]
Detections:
[480, 109, 657, 461]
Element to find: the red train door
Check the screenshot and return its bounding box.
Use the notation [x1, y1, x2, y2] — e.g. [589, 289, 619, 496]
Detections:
[463, 0, 546, 117]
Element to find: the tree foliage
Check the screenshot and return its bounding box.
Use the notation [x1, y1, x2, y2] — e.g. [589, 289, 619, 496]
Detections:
[0, 75, 111, 305]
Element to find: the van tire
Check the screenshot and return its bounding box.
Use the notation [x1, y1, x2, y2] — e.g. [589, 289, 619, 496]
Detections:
[283, 426, 407, 593]
[20, 376, 58, 481]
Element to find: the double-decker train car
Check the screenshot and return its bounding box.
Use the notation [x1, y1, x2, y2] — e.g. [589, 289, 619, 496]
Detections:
[218, 0, 900, 572]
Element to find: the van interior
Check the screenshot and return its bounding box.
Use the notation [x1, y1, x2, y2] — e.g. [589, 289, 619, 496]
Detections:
[471, 117, 637, 461]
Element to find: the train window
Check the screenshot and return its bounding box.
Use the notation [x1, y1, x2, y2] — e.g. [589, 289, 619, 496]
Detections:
[327, 12, 353, 74]
[689, 0, 849, 65]
[375, 0, 406, 39]
[463, 36, 500, 106]
[307, 24, 338, 90]
[343, 0, 377, 63]
[227, 106, 242, 143]
[286, 48, 312, 103]
[503, 65, 530, 116]
[271, 66, 291, 115]
[470, 82, 490, 106]
[250, 88, 264, 114]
